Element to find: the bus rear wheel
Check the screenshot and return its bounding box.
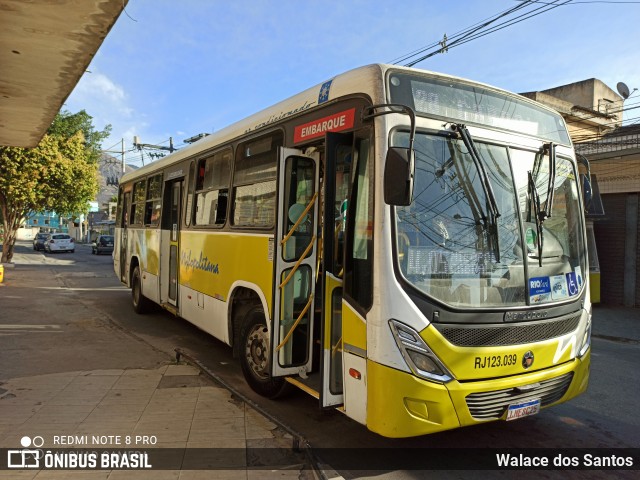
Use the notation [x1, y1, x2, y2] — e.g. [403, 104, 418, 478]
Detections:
[239, 306, 288, 399]
[131, 265, 152, 314]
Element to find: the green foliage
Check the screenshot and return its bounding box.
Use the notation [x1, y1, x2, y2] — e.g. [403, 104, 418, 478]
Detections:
[48, 110, 111, 163]
[0, 110, 109, 262]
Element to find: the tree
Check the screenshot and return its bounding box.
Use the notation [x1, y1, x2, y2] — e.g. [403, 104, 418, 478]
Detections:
[0, 110, 110, 263]
[49, 110, 111, 163]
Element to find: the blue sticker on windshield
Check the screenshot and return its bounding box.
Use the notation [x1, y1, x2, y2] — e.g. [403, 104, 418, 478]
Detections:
[529, 277, 551, 296]
[566, 272, 579, 296]
[529, 276, 551, 304]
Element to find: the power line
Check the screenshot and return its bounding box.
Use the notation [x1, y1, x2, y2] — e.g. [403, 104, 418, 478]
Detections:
[397, 1, 575, 68]
[389, 1, 535, 65]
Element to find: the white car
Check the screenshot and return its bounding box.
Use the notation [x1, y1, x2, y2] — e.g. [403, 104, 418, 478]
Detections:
[44, 234, 75, 253]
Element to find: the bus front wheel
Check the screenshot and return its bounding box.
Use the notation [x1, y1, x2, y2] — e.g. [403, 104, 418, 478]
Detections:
[239, 306, 288, 399]
[131, 265, 152, 314]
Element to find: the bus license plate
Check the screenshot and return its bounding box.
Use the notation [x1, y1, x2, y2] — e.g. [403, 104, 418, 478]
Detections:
[505, 398, 541, 421]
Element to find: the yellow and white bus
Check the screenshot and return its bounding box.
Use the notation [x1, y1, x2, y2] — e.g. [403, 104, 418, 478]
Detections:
[115, 64, 591, 438]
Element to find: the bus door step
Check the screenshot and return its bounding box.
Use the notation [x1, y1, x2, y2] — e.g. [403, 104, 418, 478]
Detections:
[161, 302, 178, 316]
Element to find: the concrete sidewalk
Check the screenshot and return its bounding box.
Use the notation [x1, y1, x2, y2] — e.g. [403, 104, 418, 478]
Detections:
[0, 244, 315, 479]
[0, 365, 310, 479]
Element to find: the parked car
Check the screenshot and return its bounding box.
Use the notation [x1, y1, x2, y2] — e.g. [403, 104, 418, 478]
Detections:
[92, 235, 114, 255]
[44, 234, 75, 253]
[33, 232, 50, 251]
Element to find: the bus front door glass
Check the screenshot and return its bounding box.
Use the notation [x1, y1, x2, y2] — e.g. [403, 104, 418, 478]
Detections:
[320, 132, 353, 407]
[271, 148, 319, 377]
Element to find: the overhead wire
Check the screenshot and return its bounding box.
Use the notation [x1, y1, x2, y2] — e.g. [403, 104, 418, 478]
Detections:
[398, 0, 575, 68]
[425, 0, 575, 58]
[388, 1, 535, 65]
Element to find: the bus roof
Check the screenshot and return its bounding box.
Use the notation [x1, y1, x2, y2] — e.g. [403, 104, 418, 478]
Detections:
[119, 63, 563, 184]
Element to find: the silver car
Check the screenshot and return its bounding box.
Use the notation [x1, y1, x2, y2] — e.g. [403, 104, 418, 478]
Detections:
[44, 234, 75, 253]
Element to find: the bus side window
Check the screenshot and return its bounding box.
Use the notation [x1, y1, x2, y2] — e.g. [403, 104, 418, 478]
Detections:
[185, 161, 195, 227]
[194, 149, 231, 227]
[232, 132, 282, 228]
[130, 180, 146, 225]
[116, 187, 125, 227]
[144, 174, 163, 226]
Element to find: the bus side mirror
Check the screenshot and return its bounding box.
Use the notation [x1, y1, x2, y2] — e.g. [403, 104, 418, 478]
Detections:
[384, 147, 414, 206]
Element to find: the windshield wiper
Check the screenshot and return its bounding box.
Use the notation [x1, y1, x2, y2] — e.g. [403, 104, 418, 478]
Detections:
[527, 171, 544, 267]
[532, 142, 556, 222]
[452, 123, 501, 262]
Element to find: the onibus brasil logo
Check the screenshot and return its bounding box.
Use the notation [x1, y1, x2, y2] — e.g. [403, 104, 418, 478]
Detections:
[7, 436, 43, 468]
[6, 435, 152, 470]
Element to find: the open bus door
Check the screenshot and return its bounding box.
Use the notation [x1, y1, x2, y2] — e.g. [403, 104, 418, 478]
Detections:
[270, 148, 320, 378]
[320, 132, 353, 407]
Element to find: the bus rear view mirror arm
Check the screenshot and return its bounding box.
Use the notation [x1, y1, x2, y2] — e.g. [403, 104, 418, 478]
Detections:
[362, 104, 416, 206]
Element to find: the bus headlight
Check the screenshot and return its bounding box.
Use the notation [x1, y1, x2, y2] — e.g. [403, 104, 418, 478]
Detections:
[389, 319, 453, 383]
[578, 308, 592, 358]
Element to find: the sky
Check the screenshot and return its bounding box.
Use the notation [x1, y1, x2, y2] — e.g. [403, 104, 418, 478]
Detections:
[64, 0, 640, 166]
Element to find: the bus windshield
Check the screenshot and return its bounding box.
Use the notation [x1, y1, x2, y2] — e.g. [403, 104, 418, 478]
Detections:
[392, 131, 586, 308]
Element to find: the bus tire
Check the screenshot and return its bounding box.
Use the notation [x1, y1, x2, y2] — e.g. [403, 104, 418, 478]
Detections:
[239, 306, 289, 399]
[131, 265, 152, 314]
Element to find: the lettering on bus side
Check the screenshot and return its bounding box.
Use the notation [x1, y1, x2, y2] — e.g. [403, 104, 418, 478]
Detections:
[181, 249, 219, 274]
[244, 100, 315, 134]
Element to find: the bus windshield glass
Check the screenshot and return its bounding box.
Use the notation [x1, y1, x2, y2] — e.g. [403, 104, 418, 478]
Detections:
[389, 72, 571, 145]
[392, 131, 586, 308]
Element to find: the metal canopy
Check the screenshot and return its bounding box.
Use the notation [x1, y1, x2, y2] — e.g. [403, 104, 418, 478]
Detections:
[0, 0, 127, 147]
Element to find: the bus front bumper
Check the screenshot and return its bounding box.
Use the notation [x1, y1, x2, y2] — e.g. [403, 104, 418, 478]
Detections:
[366, 350, 590, 438]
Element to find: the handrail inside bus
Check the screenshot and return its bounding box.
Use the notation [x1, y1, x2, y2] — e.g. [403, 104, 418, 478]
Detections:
[275, 294, 314, 352]
[281, 192, 318, 246]
[279, 235, 317, 289]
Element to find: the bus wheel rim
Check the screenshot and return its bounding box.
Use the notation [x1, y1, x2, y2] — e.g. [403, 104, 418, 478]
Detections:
[246, 325, 269, 379]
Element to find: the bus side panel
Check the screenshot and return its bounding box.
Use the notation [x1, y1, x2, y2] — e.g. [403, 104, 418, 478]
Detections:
[179, 230, 275, 329]
[180, 284, 228, 342]
[342, 303, 368, 425]
[127, 228, 160, 301]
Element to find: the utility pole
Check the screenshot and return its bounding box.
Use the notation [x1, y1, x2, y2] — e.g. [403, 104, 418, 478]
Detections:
[121, 138, 126, 173]
[103, 139, 127, 173]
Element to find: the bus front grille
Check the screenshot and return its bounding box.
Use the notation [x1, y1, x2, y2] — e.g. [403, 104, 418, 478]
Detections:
[434, 313, 581, 347]
[465, 372, 574, 420]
